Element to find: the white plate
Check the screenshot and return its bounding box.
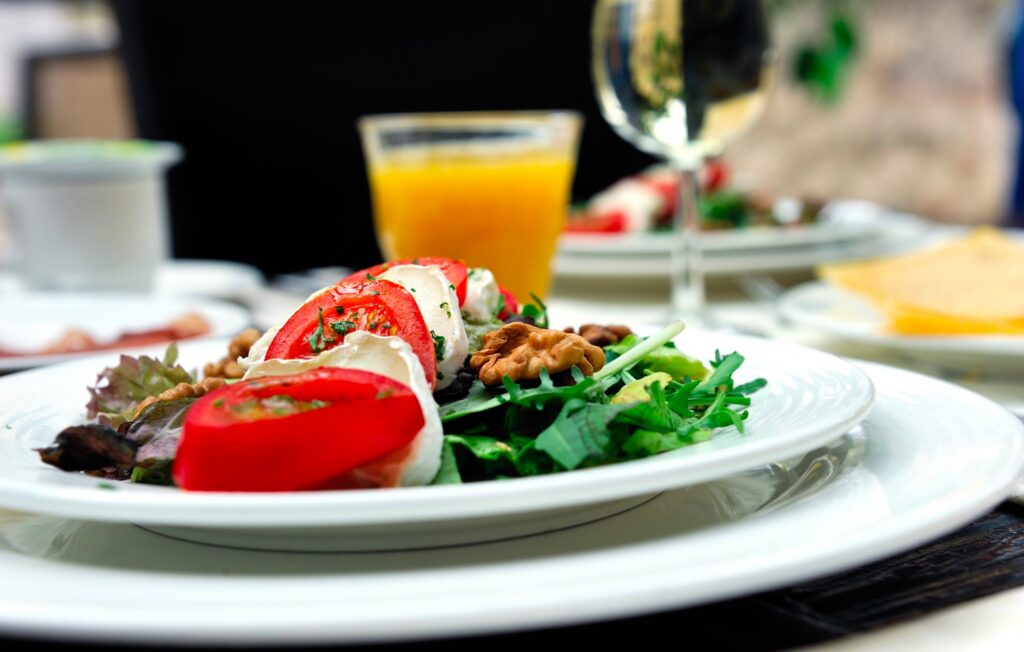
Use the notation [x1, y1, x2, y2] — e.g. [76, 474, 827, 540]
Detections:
[0, 331, 873, 540]
[0, 361, 1019, 645]
[555, 211, 928, 279]
[0, 293, 251, 371]
[560, 200, 896, 255]
[0, 259, 265, 301]
[780, 281, 1024, 375]
[154, 259, 264, 300]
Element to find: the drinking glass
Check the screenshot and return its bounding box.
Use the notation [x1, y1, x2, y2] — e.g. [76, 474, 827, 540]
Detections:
[592, 0, 774, 320]
[359, 112, 582, 302]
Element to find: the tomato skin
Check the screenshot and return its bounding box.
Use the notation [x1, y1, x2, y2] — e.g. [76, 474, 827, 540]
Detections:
[564, 210, 628, 233]
[341, 257, 468, 306]
[497, 287, 518, 320]
[173, 368, 425, 492]
[264, 280, 437, 388]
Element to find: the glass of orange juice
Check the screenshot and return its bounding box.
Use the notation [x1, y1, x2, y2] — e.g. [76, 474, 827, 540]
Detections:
[358, 112, 582, 302]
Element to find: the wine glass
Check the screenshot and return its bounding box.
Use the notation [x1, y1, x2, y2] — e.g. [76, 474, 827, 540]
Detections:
[592, 0, 774, 321]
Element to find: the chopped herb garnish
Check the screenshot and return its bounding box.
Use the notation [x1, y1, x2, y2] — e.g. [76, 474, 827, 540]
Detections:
[331, 320, 357, 336]
[411, 258, 420, 264]
[96, 482, 116, 490]
[370, 290, 380, 296]
[381, 322, 392, 330]
[334, 306, 345, 315]
[366, 272, 377, 281]
[369, 320, 379, 329]
[376, 389, 395, 400]
[307, 306, 335, 354]
[430, 330, 446, 361]
[212, 398, 225, 408]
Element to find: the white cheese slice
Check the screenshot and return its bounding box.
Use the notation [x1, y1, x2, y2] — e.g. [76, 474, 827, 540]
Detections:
[377, 264, 468, 390]
[462, 267, 501, 322]
[244, 331, 442, 487]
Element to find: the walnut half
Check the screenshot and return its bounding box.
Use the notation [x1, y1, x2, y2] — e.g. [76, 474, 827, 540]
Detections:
[563, 323, 633, 347]
[204, 328, 262, 379]
[469, 322, 606, 387]
[133, 377, 226, 419]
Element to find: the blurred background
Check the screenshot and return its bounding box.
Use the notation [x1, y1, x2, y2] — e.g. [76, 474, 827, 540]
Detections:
[0, 0, 1019, 279]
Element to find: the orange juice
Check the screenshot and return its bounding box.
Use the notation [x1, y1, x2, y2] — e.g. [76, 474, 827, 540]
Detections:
[368, 153, 576, 302]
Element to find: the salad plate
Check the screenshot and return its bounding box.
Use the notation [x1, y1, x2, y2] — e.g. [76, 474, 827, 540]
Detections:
[0, 293, 251, 371]
[0, 329, 873, 550]
[779, 281, 1024, 375]
[0, 360, 1019, 645]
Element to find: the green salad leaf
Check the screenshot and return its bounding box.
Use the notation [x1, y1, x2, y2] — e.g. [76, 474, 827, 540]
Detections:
[440, 321, 765, 481]
[86, 344, 195, 428]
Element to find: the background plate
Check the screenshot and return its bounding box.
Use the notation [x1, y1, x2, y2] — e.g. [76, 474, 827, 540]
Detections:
[0, 293, 251, 371]
[780, 281, 1024, 375]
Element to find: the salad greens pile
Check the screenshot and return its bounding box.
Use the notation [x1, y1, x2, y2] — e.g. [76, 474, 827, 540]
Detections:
[434, 322, 765, 484]
[39, 345, 198, 484]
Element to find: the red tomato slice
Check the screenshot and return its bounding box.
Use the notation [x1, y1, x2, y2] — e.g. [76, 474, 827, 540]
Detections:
[264, 280, 437, 388]
[564, 210, 629, 233]
[173, 368, 425, 492]
[341, 257, 468, 306]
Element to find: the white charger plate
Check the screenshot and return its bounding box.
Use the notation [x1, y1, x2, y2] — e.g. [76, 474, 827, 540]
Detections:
[780, 281, 1024, 375]
[0, 331, 873, 546]
[0, 360, 1019, 645]
[0, 293, 251, 371]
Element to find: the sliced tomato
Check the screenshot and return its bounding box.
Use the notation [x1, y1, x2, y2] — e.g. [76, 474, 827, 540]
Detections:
[564, 210, 628, 233]
[173, 368, 425, 492]
[264, 280, 437, 388]
[497, 286, 518, 320]
[341, 257, 468, 306]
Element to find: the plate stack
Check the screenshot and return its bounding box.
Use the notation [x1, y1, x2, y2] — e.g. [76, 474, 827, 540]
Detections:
[0, 330, 1021, 645]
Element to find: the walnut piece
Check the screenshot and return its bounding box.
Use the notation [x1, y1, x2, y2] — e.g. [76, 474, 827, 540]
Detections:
[470, 322, 605, 387]
[204, 328, 261, 379]
[564, 323, 633, 347]
[133, 377, 226, 419]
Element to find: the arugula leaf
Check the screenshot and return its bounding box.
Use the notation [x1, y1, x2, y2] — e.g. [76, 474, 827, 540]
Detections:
[430, 440, 463, 485]
[518, 293, 549, 329]
[86, 344, 194, 428]
[445, 434, 518, 462]
[535, 399, 630, 470]
[438, 380, 503, 420]
[698, 351, 744, 391]
[130, 459, 174, 486]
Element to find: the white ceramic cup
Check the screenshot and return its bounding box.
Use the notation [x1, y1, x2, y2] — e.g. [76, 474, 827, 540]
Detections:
[0, 140, 181, 291]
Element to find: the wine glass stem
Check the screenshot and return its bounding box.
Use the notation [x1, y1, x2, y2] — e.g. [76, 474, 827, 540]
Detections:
[671, 164, 705, 322]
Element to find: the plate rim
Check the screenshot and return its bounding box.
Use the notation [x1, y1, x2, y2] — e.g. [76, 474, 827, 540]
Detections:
[0, 330, 875, 527]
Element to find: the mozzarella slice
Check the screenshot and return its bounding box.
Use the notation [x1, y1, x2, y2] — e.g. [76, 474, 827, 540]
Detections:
[377, 264, 468, 390]
[244, 331, 442, 487]
[462, 267, 501, 322]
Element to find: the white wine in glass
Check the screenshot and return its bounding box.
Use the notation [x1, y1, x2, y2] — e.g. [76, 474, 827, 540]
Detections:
[592, 0, 774, 320]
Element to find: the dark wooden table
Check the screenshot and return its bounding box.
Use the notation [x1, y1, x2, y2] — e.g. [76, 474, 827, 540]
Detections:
[2, 501, 1022, 651]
